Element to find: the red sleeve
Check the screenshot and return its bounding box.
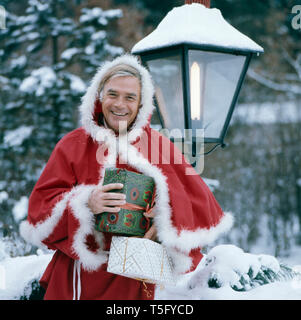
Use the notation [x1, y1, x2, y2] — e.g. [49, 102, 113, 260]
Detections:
[27, 139, 79, 259]
[20, 132, 107, 271]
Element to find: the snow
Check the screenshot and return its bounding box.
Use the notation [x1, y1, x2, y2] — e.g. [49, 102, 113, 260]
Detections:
[155, 244, 301, 300]
[185, 245, 282, 292]
[16, 14, 37, 26]
[248, 68, 301, 95]
[0, 253, 53, 300]
[22, 24, 35, 33]
[85, 44, 95, 55]
[12, 196, 28, 223]
[4, 125, 34, 147]
[0, 243, 300, 300]
[26, 32, 39, 41]
[104, 9, 123, 19]
[67, 74, 86, 93]
[0, 74, 8, 84]
[10, 55, 27, 69]
[80, 8, 105, 23]
[0, 6, 5, 24]
[91, 30, 107, 41]
[79, 8, 122, 25]
[0, 192, 8, 204]
[28, 0, 49, 12]
[156, 280, 301, 300]
[234, 101, 301, 124]
[104, 43, 124, 56]
[20, 67, 56, 96]
[61, 48, 79, 60]
[132, 4, 263, 54]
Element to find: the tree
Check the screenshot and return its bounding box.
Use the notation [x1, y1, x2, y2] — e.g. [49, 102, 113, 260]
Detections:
[0, 0, 123, 245]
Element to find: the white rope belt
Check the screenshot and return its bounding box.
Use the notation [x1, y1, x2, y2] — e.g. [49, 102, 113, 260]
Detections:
[72, 260, 81, 300]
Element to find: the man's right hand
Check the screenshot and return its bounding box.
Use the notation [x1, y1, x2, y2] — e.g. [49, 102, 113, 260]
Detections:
[88, 183, 126, 214]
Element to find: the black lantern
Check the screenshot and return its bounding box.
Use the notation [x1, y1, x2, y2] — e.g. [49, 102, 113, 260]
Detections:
[132, 0, 263, 155]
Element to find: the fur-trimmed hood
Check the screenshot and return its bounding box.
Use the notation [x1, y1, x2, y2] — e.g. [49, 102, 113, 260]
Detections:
[79, 54, 155, 144]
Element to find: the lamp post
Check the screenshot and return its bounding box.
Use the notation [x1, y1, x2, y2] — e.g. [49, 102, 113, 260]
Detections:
[132, 0, 263, 159]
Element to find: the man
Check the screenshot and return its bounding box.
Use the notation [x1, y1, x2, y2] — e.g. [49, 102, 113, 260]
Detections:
[87, 67, 157, 241]
[20, 54, 233, 300]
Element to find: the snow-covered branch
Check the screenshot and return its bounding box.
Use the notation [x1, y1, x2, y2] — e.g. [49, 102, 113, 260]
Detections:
[248, 68, 301, 95]
[249, 48, 301, 96]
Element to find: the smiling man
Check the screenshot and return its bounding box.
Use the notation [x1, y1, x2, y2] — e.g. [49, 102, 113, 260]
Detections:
[99, 65, 142, 133]
[20, 54, 233, 300]
[88, 65, 157, 241]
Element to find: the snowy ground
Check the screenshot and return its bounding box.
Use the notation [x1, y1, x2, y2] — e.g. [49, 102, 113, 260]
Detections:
[155, 245, 301, 300]
[0, 252, 52, 300]
[0, 244, 300, 300]
[156, 280, 301, 300]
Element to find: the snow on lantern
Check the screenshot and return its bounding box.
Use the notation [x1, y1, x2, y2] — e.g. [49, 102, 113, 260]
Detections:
[132, 0, 264, 156]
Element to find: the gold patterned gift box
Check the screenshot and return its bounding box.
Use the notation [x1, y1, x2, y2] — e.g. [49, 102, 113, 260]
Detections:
[107, 236, 177, 286]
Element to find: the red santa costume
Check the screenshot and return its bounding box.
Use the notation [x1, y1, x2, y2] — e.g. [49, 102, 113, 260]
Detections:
[20, 54, 233, 300]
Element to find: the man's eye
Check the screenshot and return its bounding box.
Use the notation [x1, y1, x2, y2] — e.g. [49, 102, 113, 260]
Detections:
[108, 93, 117, 97]
[126, 96, 135, 101]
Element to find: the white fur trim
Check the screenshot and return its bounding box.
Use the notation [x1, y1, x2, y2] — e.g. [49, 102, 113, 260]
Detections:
[20, 184, 108, 272]
[176, 212, 234, 251]
[20, 189, 74, 248]
[68, 185, 108, 272]
[168, 248, 193, 274]
[79, 54, 155, 143]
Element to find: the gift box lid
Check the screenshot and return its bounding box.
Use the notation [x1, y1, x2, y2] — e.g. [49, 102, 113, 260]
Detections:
[107, 236, 177, 286]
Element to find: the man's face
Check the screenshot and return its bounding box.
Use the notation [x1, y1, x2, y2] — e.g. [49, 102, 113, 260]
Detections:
[101, 76, 141, 133]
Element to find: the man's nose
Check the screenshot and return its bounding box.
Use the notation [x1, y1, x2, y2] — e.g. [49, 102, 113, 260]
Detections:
[114, 96, 125, 108]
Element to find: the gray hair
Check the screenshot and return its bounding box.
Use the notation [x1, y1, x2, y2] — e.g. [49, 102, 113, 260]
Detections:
[98, 63, 142, 100]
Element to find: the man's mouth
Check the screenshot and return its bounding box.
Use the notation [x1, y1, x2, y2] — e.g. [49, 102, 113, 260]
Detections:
[111, 111, 129, 116]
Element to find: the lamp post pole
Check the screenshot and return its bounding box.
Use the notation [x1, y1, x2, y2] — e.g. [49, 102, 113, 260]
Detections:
[185, 0, 210, 8]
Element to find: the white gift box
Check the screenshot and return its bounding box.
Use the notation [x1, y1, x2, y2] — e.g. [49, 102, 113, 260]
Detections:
[107, 236, 176, 286]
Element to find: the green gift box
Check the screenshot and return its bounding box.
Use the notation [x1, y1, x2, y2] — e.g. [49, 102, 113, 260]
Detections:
[94, 168, 155, 236]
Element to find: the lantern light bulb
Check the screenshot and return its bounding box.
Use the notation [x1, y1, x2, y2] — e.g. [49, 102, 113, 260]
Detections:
[190, 62, 201, 121]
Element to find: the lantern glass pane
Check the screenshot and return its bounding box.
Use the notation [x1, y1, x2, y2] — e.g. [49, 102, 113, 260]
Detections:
[188, 50, 246, 138]
[146, 55, 185, 132]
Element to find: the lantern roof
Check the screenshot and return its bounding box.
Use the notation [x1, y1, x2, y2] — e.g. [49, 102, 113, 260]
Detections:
[132, 3, 264, 54]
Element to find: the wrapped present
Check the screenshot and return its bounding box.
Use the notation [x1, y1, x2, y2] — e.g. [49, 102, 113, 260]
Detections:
[95, 168, 156, 236]
[107, 236, 176, 286]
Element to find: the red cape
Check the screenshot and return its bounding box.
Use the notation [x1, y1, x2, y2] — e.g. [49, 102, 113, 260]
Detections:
[20, 55, 233, 300]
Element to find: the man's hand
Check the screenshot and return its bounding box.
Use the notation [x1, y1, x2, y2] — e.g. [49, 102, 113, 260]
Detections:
[88, 183, 126, 214]
[143, 207, 157, 241]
